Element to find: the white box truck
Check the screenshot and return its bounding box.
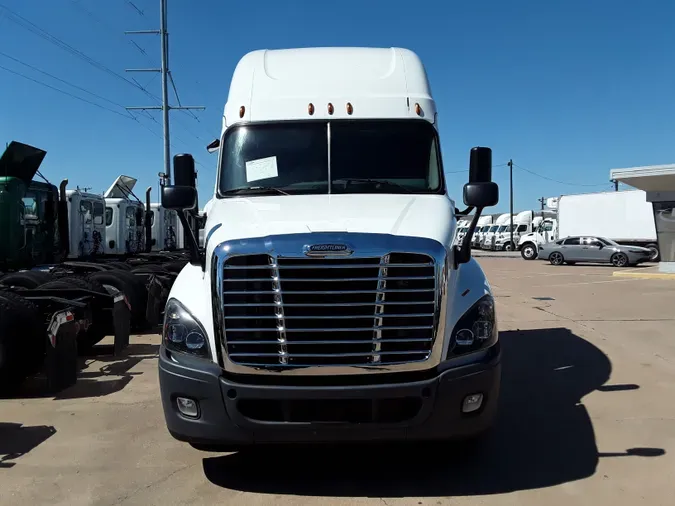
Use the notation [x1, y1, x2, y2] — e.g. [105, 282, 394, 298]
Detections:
[156, 47, 502, 450]
[518, 190, 659, 261]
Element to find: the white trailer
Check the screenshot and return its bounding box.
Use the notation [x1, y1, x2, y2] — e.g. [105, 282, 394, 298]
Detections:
[519, 190, 659, 260]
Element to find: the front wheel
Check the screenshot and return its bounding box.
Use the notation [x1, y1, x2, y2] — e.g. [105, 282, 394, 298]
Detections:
[611, 252, 629, 267]
[503, 242, 515, 252]
[549, 252, 564, 266]
[521, 243, 538, 260]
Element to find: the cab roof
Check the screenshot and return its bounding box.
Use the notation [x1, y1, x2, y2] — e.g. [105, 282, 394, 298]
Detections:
[223, 47, 436, 129]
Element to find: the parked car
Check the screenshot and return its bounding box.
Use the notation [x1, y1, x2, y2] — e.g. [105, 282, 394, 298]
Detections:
[539, 236, 652, 267]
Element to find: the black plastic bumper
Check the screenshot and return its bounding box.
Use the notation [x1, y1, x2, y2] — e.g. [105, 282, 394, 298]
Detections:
[159, 345, 501, 446]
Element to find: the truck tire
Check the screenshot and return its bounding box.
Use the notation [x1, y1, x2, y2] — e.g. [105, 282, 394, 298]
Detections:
[87, 270, 146, 324]
[0, 270, 52, 289]
[646, 243, 660, 262]
[38, 276, 109, 349]
[0, 291, 44, 388]
[520, 242, 538, 260]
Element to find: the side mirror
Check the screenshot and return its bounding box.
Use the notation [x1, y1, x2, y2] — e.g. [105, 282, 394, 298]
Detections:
[463, 182, 499, 208]
[206, 138, 220, 153]
[468, 146, 493, 183]
[173, 153, 196, 188]
[463, 146, 499, 208]
[162, 186, 197, 211]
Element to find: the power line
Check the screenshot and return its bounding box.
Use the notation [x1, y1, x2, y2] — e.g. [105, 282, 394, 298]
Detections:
[125, 1, 145, 17]
[0, 51, 131, 112]
[5, 3, 215, 150]
[0, 3, 148, 93]
[446, 163, 508, 174]
[513, 163, 610, 187]
[0, 63, 134, 119]
[69, 0, 153, 64]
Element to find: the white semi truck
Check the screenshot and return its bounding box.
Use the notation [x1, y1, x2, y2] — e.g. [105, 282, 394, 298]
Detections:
[471, 215, 494, 249]
[156, 47, 501, 450]
[491, 210, 556, 251]
[518, 190, 659, 261]
[482, 213, 511, 249]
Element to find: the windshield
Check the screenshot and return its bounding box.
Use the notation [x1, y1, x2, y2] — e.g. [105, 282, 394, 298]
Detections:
[489, 225, 499, 233]
[218, 120, 443, 196]
[598, 237, 619, 246]
[497, 225, 506, 233]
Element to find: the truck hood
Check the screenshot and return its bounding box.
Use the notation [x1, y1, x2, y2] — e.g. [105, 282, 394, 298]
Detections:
[0, 141, 47, 185]
[205, 194, 456, 251]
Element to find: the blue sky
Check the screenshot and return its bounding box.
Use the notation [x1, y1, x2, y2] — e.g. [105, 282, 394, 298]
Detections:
[1, 0, 674, 213]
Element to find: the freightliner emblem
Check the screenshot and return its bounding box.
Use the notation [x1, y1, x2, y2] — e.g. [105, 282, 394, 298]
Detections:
[304, 243, 354, 257]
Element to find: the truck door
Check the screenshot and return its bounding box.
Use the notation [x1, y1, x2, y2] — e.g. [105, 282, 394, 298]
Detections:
[78, 199, 94, 257]
[92, 201, 105, 255]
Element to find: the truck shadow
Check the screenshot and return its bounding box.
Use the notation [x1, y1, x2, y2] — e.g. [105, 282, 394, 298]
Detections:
[0, 422, 56, 469]
[202, 328, 665, 497]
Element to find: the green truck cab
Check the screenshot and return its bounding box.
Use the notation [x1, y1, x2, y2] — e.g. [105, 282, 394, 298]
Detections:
[0, 141, 63, 271]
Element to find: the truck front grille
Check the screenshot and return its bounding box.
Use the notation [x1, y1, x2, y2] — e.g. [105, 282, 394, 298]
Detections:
[221, 253, 437, 368]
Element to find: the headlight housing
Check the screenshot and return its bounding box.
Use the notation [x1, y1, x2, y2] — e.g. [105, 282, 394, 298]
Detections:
[163, 298, 211, 359]
[446, 294, 498, 359]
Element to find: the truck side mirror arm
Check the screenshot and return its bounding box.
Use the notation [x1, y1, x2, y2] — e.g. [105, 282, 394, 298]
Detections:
[453, 147, 500, 268]
[175, 209, 204, 269]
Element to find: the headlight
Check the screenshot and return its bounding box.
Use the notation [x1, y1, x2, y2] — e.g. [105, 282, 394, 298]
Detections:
[163, 298, 211, 359]
[446, 294, 498, 359]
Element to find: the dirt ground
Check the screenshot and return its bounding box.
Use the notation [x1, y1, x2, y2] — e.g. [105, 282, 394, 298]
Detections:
[2, 257, 674, 506]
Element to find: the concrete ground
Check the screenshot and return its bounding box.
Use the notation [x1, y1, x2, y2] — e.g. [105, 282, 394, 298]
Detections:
[2, 258, 674, 506]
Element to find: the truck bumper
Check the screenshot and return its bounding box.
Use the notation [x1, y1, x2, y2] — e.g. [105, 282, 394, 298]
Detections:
[158, 344, 501, 446]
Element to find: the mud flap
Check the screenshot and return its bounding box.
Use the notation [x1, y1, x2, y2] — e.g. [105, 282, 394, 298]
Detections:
[145, 275, 168, 327]
[113, 294, 131, 356]
[45, 310, 78, 393]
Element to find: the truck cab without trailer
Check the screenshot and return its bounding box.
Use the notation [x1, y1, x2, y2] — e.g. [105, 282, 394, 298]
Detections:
[156, 47, 500, 450]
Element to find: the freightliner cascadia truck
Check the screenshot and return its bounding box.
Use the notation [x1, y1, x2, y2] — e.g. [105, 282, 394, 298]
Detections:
[157, 47, 500, 450]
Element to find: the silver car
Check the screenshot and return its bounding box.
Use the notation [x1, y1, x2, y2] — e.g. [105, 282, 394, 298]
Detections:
[539, 236, 652, 267]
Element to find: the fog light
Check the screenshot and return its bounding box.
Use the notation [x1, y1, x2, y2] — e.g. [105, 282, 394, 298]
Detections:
[176, 397, 199, 418]
[462, 393, 483, 413]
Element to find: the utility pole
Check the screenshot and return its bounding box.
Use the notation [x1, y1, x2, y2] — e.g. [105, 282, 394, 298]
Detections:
[125, 0, 205, 184]
[538, 196, 546, 210]
[507, 159, 514, 250]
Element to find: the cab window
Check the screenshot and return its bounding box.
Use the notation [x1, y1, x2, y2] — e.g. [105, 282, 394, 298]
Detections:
[93, 202, 104, 225]
[22, 194, 38, 219]
[105, 207, 114, 226]
[80, 200, 93, 224]
[125, 206, 136, 227]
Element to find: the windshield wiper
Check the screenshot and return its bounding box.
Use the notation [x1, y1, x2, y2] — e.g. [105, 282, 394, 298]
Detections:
[221, 186, 289, 196]
[332, 178, 413, 193]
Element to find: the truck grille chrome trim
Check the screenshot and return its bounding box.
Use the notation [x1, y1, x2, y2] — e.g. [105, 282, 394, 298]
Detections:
[211, 233, 449, 376]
